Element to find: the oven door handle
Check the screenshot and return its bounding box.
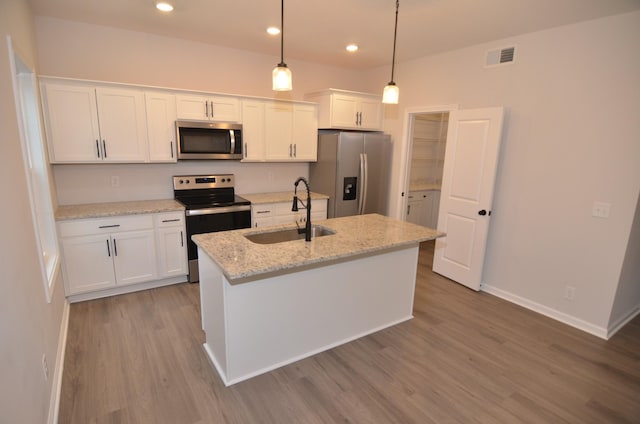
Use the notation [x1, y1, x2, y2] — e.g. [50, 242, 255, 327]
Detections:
[185, 204, 251, 216]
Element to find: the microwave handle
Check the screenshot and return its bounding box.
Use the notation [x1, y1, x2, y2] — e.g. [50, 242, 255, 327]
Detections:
[229, 130, 236, 155]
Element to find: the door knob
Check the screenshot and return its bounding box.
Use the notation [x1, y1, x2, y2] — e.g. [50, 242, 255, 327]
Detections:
[478, 209, 487, 216]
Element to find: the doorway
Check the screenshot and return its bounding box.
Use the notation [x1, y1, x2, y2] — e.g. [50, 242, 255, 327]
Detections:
[399, 105, 457, 228]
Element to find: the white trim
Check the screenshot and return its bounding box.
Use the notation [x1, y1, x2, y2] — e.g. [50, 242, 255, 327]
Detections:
[607, 305, 640, 339]
[66, 275, 187, 303]
[7, 35, 60, 303]
[481, 283, 609, 339]
[396, 104, 458, 220]
[48, 300, 70, 424]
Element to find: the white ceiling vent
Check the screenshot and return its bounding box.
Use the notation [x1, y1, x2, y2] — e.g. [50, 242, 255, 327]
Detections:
[485, 46, 516, 67]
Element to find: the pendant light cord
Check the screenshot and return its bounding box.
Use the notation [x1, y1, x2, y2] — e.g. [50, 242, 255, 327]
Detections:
[279, 0, 285, 66]
[390, 0, 399, 82]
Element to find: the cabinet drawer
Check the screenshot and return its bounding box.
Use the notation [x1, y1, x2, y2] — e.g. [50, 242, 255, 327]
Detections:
[251, 204, 276, 218]
[58, 214, 154, 237]
[154, 212, 185, 227]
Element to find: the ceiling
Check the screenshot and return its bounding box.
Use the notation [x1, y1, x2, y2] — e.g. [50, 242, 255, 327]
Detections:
[28, 0, 640, 70]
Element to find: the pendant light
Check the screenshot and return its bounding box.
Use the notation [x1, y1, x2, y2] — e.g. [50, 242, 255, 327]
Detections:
[272, 0, 292, 91]
[382, 0, 400, 104]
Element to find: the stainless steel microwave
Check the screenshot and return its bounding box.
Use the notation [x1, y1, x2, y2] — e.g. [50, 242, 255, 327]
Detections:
[176, 121, 243, 160]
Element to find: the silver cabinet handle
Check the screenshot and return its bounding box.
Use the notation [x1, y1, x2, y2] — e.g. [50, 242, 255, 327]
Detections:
[113, 239, 118, 256]
[170, 141, 174, 158]
[106, 239, 111, 257]
[355, 112, 358, 126]
[244, 142, 247, 158]
[161, 218, 180, 223]
[210, 101, 214, 119]
[289, 144, 293, 157]
[96, 140, 101, 158]
[102, 140, 107, 158]
[98, 224, 120, 229]
[205, 101, 209, 118]
[293, 144, 297, 157]
[180, 230, 184, 247]
[256, 210, 271, 214]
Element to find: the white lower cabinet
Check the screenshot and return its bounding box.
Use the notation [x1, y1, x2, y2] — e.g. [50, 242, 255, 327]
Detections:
[154, 212, 188, 278]
[251, 198, 328, 228]
[58, 212, 187, 299]
[406, 190, 441, 228]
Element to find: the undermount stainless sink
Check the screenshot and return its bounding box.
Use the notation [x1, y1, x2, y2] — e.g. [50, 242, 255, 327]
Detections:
[244, 225, 335, 244]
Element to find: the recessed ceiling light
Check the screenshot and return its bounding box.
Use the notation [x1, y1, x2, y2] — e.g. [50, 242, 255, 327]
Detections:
[156, 2, 174, 12]
[346, 44, 359, 52]
[267, 27, 281, 35]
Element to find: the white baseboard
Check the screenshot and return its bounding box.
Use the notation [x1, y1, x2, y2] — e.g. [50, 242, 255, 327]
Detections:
[607, 305, 640, 339]
[48, 299, 70, 424]
[480, 283, 609, 339]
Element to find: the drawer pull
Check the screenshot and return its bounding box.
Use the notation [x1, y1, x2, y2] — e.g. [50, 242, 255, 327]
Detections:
[162, 218, 181, 223]
[98, 224, 121, 229]
[256, 210, 271, 214]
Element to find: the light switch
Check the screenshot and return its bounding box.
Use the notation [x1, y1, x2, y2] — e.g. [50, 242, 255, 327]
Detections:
[592, 201, 611, 218]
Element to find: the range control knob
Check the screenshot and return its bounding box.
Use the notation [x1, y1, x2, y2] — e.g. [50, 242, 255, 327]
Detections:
[179, 179, 184, 184]
[185, 179, 190, 184]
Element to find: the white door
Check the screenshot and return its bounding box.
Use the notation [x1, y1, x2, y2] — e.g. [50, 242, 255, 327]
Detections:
[112, 230, 157, 286]
[433, 107, 504, 290]
[241, 100, 266, 161]
[146, 91, 177, 162]
[96, 88, 148, 162]
[156, 226, 188, 278]
[264, 102, 293, 160]
[61, 234, 116, 294]
[292, 104, 318, 161]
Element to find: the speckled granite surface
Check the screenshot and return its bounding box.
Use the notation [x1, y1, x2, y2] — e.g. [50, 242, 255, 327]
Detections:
[240, 191, 329, 205]
[55, 199, 184, 221]
[193, 213, 443, 284]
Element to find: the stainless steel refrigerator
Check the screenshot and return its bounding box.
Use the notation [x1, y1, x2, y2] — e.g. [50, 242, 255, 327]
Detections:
[310, 130, 391, 218]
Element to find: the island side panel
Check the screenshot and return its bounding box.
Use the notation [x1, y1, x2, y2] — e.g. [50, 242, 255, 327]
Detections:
[198, 247, 229, 382]
[223, 245, 420, 385]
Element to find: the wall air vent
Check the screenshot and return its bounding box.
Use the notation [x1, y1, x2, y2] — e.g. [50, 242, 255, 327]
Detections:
[485, 45, 516, 67]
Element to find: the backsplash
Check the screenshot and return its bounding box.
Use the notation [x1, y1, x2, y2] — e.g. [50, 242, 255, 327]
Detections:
[53, 161, 309, 205]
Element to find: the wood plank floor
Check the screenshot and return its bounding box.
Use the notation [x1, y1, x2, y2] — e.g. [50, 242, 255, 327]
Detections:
[59, 241, 640, 423]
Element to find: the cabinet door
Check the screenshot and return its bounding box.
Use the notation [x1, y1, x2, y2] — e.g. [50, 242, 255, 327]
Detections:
[176, 94, 209, 120]
[156, 226, 188, 278]
[406, 192, 426, 225]
[96, 88, 148, 162]
[42, 83, 101, 163]
[331, 94, 359, 128]
[61, 234, 115, 295]
[210, 97, 241, 122]
[292, 104, 318, 161]
[358, 97, 383, 131]
[252, 216, 275, 228]
[112, 230, 157, 286]
[265, 102, 294, 160]
[241, 100, 265, 161]
[146, 91, 177, 162]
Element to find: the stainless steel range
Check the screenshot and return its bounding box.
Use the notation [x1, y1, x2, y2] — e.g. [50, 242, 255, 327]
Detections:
[173, 174, 251, 282]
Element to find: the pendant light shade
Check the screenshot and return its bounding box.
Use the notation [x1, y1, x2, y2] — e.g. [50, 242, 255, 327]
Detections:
[272, 0, 292, 91]
[382, 0, 400, 104]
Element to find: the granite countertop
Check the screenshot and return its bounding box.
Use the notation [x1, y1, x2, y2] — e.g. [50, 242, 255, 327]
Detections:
[193, 213, 443, 284]
[241, 191, 329, 205]
[55, 199, 185, 221]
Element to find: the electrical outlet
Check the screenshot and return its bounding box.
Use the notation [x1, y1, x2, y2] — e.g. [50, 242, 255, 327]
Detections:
[111, 176, 120, 188]
[565, 286, 576, 301]
[41, 354, 49, 380]
[592, 201, 610, 218]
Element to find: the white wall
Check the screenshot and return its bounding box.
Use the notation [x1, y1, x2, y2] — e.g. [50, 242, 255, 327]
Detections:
[0, 1, 67, 423]
[368, 11, 640, 333]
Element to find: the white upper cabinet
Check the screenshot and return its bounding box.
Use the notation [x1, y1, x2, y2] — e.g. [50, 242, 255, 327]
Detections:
[176, 94, 241, 122]
[304, 89, 383, 131]
[95, 88, 148, 161]
[42, 83, 102, 162]
[42, 81, 148, 163]
[241, 99, 318, 162]
[145, 91, 177, 162]
[241, 100, 266, 161]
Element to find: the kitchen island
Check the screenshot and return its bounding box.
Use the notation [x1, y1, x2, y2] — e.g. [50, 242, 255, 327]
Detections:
[192, 214, 442, 386]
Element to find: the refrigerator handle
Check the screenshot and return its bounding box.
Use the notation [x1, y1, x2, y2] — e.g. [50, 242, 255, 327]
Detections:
[358, 153, 369, 215]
